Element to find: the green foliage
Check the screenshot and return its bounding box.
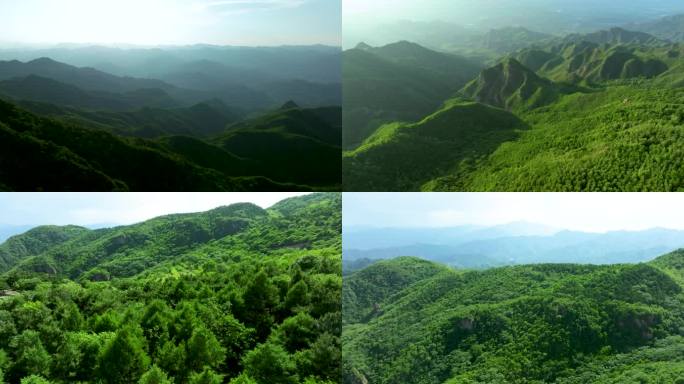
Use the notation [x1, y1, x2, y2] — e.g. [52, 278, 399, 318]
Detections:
[97, 326, 150, 384]
[8, 330, 51, 381]
[243, 342, 298, 384]
[343, 253, 684, 383]
[19, 376, 51, 384]
[188, 368, 223, 384]
[0, 194, 341, 384]
[138, 365, 172, 384]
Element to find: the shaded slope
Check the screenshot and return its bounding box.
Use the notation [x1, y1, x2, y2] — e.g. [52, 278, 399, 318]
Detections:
[0, 57, 175, 93]
[343, 42, 481, 149]
[215, 105, 342, 187]
[343, 100, 527, 191]
[19, 98, 243, 138]
[0, 98, 285, 191]
[0, 75, 181, 111]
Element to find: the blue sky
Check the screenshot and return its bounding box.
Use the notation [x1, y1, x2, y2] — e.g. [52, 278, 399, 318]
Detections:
[0, 0, 341, 46]
[343, 193, 684, 232]
[0, 192, 307, 228]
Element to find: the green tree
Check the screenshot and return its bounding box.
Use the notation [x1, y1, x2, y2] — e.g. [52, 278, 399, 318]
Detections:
[138, 365, 172, 384]
[243, 342, 297, 384]
[229, 373, 258, 384]
[56, 301, 84, 331]
[284, 280, 310, 311]
[275, 313, 317, 352]
[20, 375, 52, 384]
[52, 332, 103, 381]
[97, 326, 150, 384]
[188, 367, 223, 384]
[185, 326, 226, 372]
[241, 270, 279, 341]
[140, 300, 171, 357]
[9, 330, 51, 380]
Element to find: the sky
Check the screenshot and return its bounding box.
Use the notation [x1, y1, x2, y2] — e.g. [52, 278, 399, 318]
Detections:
[343, 193, 684, 233]
[0, 0, 341, 46]
[0, 192, 307, 228]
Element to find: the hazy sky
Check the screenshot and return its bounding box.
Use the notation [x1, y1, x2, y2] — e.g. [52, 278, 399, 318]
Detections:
[343, 0, 684, 48]
[343, 193, 684, 233]
[0, 0, 341, 46]
[0, 192, 307, 227]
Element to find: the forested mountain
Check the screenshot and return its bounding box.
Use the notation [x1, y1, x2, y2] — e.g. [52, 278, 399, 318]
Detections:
[343, 251, 684, 383]
[0, 46, 341, 191]
[342, 42, 481, 149]
[343, 26, 684, 191]
[0, 193, 342, 384]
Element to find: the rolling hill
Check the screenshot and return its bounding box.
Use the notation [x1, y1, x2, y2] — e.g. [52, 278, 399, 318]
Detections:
[343, 251, 684, 383]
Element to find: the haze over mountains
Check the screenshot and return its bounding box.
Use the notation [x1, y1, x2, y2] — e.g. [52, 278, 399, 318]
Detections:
[0, 44, 342, 191]
[343, 223, 684, 269]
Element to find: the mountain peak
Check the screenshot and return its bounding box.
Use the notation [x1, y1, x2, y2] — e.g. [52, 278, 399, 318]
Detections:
[462, 58, 560, 110]
[280, 100, 300, 110]
[27, 57, 60, 65]
[355, 42, 372, 50]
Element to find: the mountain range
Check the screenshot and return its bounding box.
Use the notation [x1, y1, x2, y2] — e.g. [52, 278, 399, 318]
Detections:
[343, 21, 684, 191]
[0, 46, 342, 191]
[343, 224, 684, 269]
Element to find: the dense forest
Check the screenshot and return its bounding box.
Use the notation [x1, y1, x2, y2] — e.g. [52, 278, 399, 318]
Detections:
[0, 46, 342, 191]
[343, 252, 684, 383]
[0, 193, 341, 384]
[343, 17, 684, 191]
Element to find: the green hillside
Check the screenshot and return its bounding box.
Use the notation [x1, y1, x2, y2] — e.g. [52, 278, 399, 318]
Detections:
[0, 193, 341, 384]
[342, 42, 481, 149]
[343, 251, 684, 383]
[343, 99, 527, 191]
[343, 35, 684, 191]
